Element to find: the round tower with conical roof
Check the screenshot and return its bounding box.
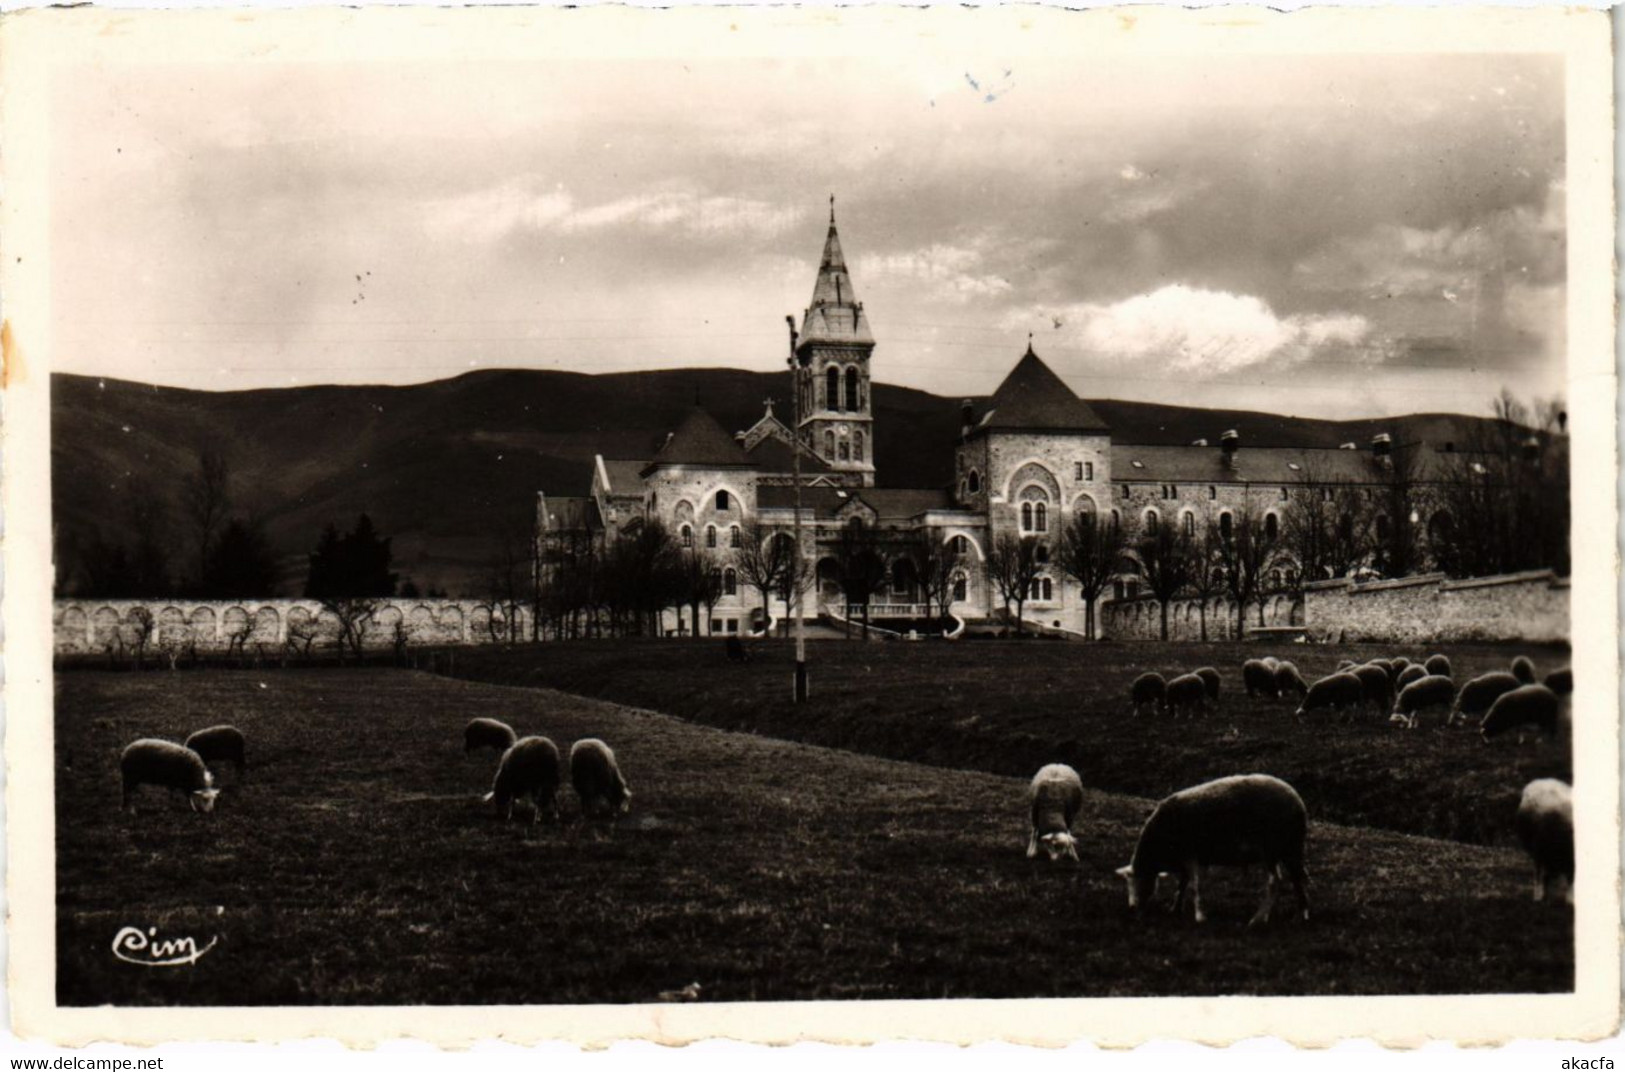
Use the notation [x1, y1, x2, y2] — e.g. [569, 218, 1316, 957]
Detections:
[794, 197, 876, 488]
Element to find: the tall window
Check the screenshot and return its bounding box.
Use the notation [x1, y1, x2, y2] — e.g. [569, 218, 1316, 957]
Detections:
[1183, 512, 1194, 537]
[716, 490, 730, 510]
[951, 534, 968, 556]
[826, 367, 840, 411]
[853, 431, 864, 462]
[845, 367, 860, 413]
[1036, 543, 1049, 564]
[680, 525, 693, 548]
[952, 574, 967, 602]
[1085, 462, 1094, 481]
[1265, 513, 1279, 540]
[967, 470, 981, 494]
[839, 440, 850, 461]
[729, 525, 741, 548]
[723, 568, 737, 596]
[1220, 512, 1233, 540]
[1145, 510, 1159, 535]
[1074, 461, 1084, 481]
[706, 525, 717, 548]
[1021, 502, 1034, 531]
[1208, 486, 1217, 500]
[1035, 502, 1048, 533]
[825, 431, 836, 458]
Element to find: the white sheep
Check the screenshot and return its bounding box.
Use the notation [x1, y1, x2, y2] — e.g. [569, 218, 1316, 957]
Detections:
[1026, 763, 1084, 862]
[184, 724, 247, 780]
[121, 739, 220, 813]
[464, 717, 518, 754]
[485, 736, 562, 822]
[1514, 778, 1573, 904]
[571, 738, 633, 818]
[1114, 774, 1310, 925]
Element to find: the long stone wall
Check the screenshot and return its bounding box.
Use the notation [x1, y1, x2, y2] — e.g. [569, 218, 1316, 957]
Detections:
[1101, 593, 1299, 641]
[53, 598, 533, 655]
[1301, 569, 1569, 644]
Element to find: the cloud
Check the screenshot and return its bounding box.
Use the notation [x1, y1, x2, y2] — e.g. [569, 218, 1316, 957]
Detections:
[854, 243, 1012, 302]
[423, 183, 805, 244]
[1008, 285, 1377, 375]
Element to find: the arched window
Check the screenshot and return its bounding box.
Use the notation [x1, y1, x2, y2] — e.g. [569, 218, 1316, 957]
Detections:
[1182, 512, 1195, 537]
[1265, 513, 1279, 540]
[1042, 577, 1053, 601]
[723, 568, 737, 596]
[729, 525, 741, 548]
[951, 534, 969, 556]
[705, 525, 717, 548]
[1021, 502, 1033, 531]
[845, 367, 860, 413]
[1219, 512, 1233, 540]
[680, 524, 693, 548]
[1145, 510, 1159, 535]
[1036, 543, 1050, 564]
[716, 490, 730, 511]
[1035, 502, 1048, 533]
[853, 431, 864, 462]
[1109, 509, 1121, 532]
[1269, 568, 1284, 589]
[838, 440, 850, 461]
[967, 469, 981, 494]
[826, 367, 841, 411]
[825, 431, 836, 458]
[952, 573, 968, 602]
[1208, 486, 1217, 500]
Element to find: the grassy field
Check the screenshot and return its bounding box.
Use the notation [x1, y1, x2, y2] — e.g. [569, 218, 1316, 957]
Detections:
[447, 638, 1573, 847]
[57, 669, 1570, 1005]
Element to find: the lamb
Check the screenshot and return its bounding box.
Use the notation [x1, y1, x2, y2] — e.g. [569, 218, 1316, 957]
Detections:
[484, 736, 562, 822]
[1423, 653, 1451, 678]
[1164, 673, 1209, 719]
[1114, 773, 1310, 925]
[1390, 674, 1455, 730]
[571, 738, 633, 818]
[1294, 672, 1364, 720]
[1273, 661, 1308, 699]
[1450, 672, 1523, 726]
[183, 724, 246, 779]
[1241, 659, 1279, 699]
[1130, 671, 1167, 716]
[464, 717, 518, 754]
[1543, 667, 1573, 696]
[120, 739, 220, 813]
[1479, 684, 1562, 742]
[1352, 664, 1394, 716]
[1193, 667, 1222, 708]
[1395, 664, 1428, 692]
[1510, 655, 1537, 685]
[1026, 764, 1084, 862]
[1514, 778, 1573, 904]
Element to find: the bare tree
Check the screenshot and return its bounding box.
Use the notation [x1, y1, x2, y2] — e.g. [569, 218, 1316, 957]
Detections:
[1057, 510, 1127, 640]
[834, 518, 889, 639]
[183, 444, 232, 592]
[986, 532, 1044, 635]
[910, 529, 960, 623]
[1127, 520, 1198, 641]
[735, 518, 794, 634]
[1215, 496, 1282, 638]
[1184, 513, 1225, 641]
[321, 597, 381, 664]
[678, 548, 723, 637]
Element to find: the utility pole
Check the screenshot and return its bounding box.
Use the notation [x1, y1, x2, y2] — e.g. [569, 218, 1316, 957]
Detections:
[787, 314, 809, 702]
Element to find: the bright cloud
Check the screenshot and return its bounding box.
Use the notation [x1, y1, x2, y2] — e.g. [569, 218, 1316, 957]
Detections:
[424, 184, 805, 244]
[855, 244, 1012, 302]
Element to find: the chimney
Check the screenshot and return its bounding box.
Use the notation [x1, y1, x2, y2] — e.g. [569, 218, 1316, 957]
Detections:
[1220, 429, 1239, 469]
[1190, 438, 1208, 447]
[1371, 432, 1393, 470]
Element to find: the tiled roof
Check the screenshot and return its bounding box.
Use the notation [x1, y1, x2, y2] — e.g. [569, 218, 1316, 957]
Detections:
[640, 406, 755, 474]
[539, 496, 601, 532]
[973, 346, 1109, 434]
[745, 435, 832, 474]
[1109, 444, 1449, 485]
[598, 458, 648, 495]
[756, 485, 954, 519]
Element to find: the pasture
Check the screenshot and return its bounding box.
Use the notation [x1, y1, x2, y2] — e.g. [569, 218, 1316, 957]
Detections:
[57, 667, 1570, 1005]
[450, 639, 1574, 846]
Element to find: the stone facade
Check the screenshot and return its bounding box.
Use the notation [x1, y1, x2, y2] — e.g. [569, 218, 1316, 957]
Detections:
[1302, 569, 1569, 644]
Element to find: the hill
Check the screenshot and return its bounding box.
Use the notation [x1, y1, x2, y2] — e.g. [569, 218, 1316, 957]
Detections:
[50, 368, 1502, 596]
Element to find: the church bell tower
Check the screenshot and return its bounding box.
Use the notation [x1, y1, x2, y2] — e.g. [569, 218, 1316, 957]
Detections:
[795, 197, 876, 488]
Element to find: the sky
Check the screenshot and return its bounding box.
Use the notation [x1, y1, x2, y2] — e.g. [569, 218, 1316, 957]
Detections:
[49, 50, 1566, 420]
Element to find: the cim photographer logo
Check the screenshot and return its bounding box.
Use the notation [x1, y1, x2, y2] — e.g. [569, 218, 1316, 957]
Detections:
[111, 925, 218, 967]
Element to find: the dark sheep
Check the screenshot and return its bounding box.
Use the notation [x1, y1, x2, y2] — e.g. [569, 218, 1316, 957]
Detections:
[1130, 672, 1167, 716]
[1514, 778, 1573, 904]
[1391, 674, 1455, 730]
[120, 739, 219, 813]
[1423, 653, 1451, 678]
[1544, 667, 1573, 696]
[1193, 667, 1222, 707]
[1027, 764, 1084, 862]
[485, 736, 562, 822]
[1352, 664, 1394, 715]
[1450, 672, 1523, 725]
[1273, 661, 1308, 699]
[1396, 664, 1428, 691]
[464, 717, 518, 754]
[1241, 659, 1279, 699]
[571, 738, 633, 818]
[1295, 672, 1364, 720]
[1164, 673, 1209, 719]
[1335, 659, 1357, 672]
[1114, 773, 1310, 925]
[184, 724, 247, 779]
[1359, 660, 1394, 685]
[1480, 684, 1562, 742]
[1510, 655, 1537, 685]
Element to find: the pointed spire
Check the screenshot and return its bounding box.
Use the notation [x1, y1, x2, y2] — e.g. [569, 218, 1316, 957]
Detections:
[1026, 331, 1035, 357]
[800, 195, 873, 346]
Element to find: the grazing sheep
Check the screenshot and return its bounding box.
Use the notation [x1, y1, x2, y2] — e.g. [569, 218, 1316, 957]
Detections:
[571, 738, 633, 818]
[1261, 656, 1280, 671]
[1241, 659, 1279, 699]
[1335, 659, 1357, 672]
[1395, 664, 1428, 692]
[1027, 764, 1085, 862]
[1352, 664, 1394, 715]
[1164, 673, 1209, 719]
[1114, 774, 1310, 925]
[1390, 656, 1412, 673]
[1294, 672, 1364, 720]
[1193, 667, 1222, 707]
[1510, 655, 1537, 685]
[1450, 672, 1523, 726]
[1479, 684, 1562, 742]
[464, 717, 518, 754]
[1514, 779, 1574, 903]
[1130, 672, 1167, 716]
[1273, 661, 1309, 699]
[1359, 660, 1394, 685]
[184, 724, 246, 779]
[485, 736, 562, 822]
[1391, 674, 1456, 730]
[1543, 667, 1573, 696]
[1423, 653, 1451, 679]
[121, 739, 220, 813]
